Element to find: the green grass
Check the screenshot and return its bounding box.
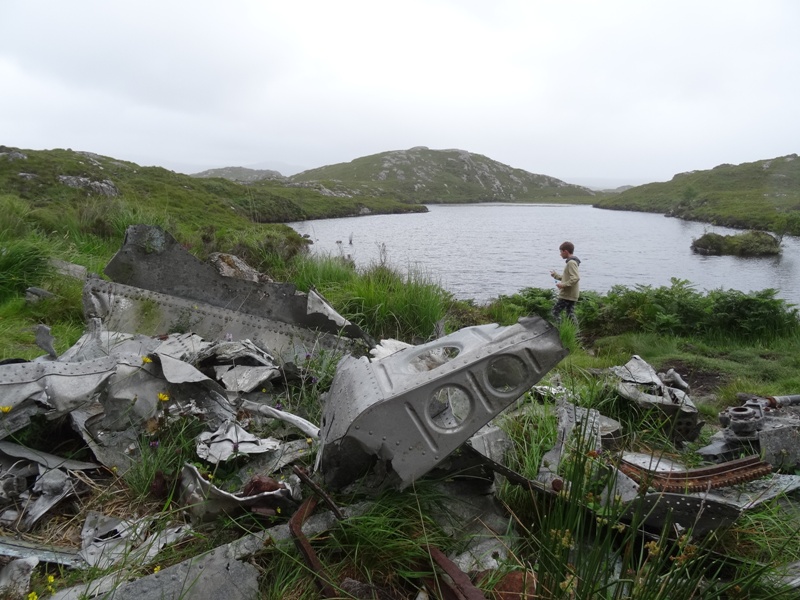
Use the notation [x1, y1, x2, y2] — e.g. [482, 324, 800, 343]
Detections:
[691, 231, 781, 256]
[3, 146, 800, 598]
[124, 415, 207, 506]
[595, 153, 800, 234]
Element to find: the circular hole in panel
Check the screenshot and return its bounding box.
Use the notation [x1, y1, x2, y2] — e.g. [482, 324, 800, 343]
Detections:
[409, 346, 460, 372]
[428, 385, 472, 430]
[486, 355, 528, 393]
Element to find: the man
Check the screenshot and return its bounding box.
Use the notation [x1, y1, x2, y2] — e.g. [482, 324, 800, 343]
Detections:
[549, 241, 581, 325]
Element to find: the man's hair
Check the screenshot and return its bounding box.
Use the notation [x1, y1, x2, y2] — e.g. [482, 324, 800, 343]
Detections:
[559, 241, 574, 254]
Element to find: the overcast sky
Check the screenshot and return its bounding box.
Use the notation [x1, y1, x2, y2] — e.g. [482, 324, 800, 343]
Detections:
[1, 1, 798, 186]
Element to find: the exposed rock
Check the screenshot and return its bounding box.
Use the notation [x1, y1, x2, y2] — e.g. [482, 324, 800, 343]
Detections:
[0, 148, 27, 161]
[57, 175, 119, 197]
[208, 252, 273, 282]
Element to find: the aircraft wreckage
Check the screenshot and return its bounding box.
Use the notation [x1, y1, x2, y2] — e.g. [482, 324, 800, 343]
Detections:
[0, 224, 798, 598]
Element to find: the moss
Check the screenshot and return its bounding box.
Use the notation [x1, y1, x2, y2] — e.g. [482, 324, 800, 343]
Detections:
[691, 230, 781, 256]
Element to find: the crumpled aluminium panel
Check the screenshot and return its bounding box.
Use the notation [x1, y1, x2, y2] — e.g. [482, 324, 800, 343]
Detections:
[102, 224, 370, 343]
[318, 317, 567, 489]
[610, 355, 702, 441]
[84, 278, 354, 363]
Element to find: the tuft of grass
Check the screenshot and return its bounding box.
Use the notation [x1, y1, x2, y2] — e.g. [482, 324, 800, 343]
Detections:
[124, 416, 206, 506]
[499, 390, 794, 599]
[0, 234, 52, 303]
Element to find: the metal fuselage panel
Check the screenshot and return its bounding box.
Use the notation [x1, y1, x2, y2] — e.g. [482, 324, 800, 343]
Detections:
[319, 317, 567, 488]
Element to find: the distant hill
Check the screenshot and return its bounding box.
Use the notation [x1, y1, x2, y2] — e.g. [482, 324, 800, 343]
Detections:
[0, 146, 423, 224]
[287, 147, 595, 204]
[192, 166, 285, 182]
[595, 154, 800, 234]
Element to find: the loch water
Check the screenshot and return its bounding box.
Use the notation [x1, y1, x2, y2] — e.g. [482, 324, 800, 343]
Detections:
[289, 204, 800, 306]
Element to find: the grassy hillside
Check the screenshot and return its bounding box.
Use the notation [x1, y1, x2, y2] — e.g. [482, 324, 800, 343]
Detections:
[289, 146, 597, 204]
[0, 146, 424, 229]
[192, 165, 285, 182]
[595, 154, 800, 234]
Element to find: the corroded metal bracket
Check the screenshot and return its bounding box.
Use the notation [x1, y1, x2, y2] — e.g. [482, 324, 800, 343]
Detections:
[318, 317, 568, 489]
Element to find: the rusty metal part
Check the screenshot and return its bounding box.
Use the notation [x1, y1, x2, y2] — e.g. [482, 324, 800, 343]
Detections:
[426, 545, 488, 600]
[288, 496, 338, 598]
[462, 444, 553, 496]
[618, 455, 772, 493]
[292, 465, 344, 520]
[768, 394, 800, 407]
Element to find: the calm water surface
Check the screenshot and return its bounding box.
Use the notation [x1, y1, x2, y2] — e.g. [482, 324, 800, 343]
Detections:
[289, 204, 800, 306]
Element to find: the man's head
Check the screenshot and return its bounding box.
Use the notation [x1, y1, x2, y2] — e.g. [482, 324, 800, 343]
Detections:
[559, 241, 574, 256]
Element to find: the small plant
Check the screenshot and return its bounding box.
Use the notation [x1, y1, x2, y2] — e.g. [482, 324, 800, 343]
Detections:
[124, 415, 206, 505]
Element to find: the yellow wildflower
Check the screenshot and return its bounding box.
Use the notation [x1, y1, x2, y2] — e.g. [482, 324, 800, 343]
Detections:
[306, 437, 313, 445]
[276, 507, 281, 514]
[0, 406, 12, 414]
[27, 592, 38, 600]
[153, 565, 161, 573]
[141, 356, 153, 364]
[158, 392, 170, 402]
[645, 540, 661, 557]
[47, 575, 55, 584]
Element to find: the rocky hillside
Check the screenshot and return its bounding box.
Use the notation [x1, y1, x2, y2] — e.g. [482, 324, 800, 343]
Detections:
[0, 145, 423, 224]
[287, 147, 594, 203]
[595, 154, 800, 234]
[192, 166, 285, 182]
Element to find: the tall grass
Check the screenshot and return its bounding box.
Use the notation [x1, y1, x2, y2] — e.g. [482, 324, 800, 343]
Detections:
[287, 253, 452, 342]
[498, 386, 795, 599]
[0, 234, 52, 303]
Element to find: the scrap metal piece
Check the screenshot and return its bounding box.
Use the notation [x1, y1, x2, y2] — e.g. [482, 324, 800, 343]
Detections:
[610, 355, 702, 441]
[0, 556, 38, 599]
[103, 224, 369, 342]
[35, 324, 58, 359]
[289, 497, 338, 598]
[235, 438, 315, 485]
[79, 512, 149, 569]
[179, 463, 296, 521]
[0, 441, 99, 472]
[60, 546, 260, 600]
[196, 421, 281, 464]
[19, 468, 80, 531]
[84, 278, 355, 363]
[537, 400, 607, 492]
[0, 355, 121, 438]
[426, 545, 488, 600]
[699, 393, 800, 470]
[79, 512, 193, 570]
[696, 473, 800, 511]
[620, 492, 741, 536]
[318, 317, 567, 489]
[0, 535, 83, 568]
[618, 454, 772, 494]
[239, 399, 320, 439]
[292, 465, 343, 519]
[200, 338, 282, 392]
